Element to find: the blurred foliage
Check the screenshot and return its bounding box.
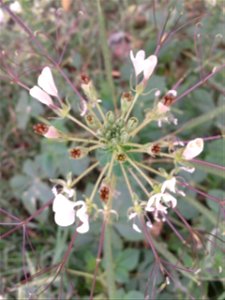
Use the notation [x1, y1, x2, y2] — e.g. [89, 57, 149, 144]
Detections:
[0, 0, 225, 299]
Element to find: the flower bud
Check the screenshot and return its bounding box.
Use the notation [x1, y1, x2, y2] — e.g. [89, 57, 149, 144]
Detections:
[33, 123, 60, 139]
[80, 74, 98, 103]
[99, 182, 111, 203]
[182, 138, 204, 160]
[121, 91, 133, 113]
[85, 114, 99, 129]
[69, 147, 88, 159]
[127, 117, 139, 131]
[106, 111, 115, 123]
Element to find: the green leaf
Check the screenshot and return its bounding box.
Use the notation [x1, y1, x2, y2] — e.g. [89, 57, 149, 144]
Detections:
[123, 291, 144, 300]
[115, 248, 139, 271]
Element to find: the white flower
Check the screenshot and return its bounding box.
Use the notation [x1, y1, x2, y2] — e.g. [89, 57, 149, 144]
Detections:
[29, 67, 58, 106]
[161, 177, 186, 197]
[53, 194, 76, 227]
[161, 177, 176, 194]
[37, 67, 58, 97]
[130, 50, 157, 82]
[9, 1, 22, 13]
[182, 138, 204, 160]
[146, 192, 177, 222]
[156, 102, 177, 127]
[52, 190, 89, 233]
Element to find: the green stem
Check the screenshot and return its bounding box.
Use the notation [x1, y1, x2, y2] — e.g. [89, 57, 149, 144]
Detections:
[104, 223, 116, 299]
[124, 92, 140, 122]
[120, 164, 135, 200]
[96, 0, 117, 112]
[66, 269, 106, 288]
[127, 156, 154, 187]
[67, 114, 98, 137]
[71, 161, 99, 187]
[64, 135, 100, 144]
[90, 163, 109, 201]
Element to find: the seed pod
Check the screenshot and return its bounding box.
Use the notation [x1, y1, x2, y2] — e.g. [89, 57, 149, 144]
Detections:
[80, 74, 98, 103]
[99, 183, 111, 203]
[69, 147, 87, 159]
[85, 114, 99, 129]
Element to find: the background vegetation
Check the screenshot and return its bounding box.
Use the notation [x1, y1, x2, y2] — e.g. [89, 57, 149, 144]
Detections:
[0, 0, 224, 299]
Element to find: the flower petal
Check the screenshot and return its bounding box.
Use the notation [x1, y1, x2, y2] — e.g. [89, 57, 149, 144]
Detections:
[143, 55, 157, 81]
[130, 50, 146, 77]
[161, 177, 176, 193]
[182, 138, 204, 160]
[43, 126, 60, 139]
[132, 223, 142, 233]
[54, 210, 75, 227]
[29, 86, 53, 106]
[38, 67, 58, 97]
[163, 193, 177, 208]
[53, 194, 75, 213]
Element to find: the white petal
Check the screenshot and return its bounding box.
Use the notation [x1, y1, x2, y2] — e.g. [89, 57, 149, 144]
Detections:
[167, 89, 177, 97]
[77, 218, 89, 233]
[130, 50, 146, 77]
[76, 204, 89, 234]
[53, 194, 75, 213]
[157, 102, 170, 114]
[161, 178, 176, 193]
[182, 138, 204, 160]
[180, 166, 196, 173]
[132, 223, 142, 233]
[29, 86, 53, 106]
[143, 55, 157, 81]
[128, 212, 137, 220]
[38, 67, 58, 97]
[163, 193, 177, 208]
[52, 186, 58, 196]
[44, 126, 59, 139]
[54, 210, 75, 227]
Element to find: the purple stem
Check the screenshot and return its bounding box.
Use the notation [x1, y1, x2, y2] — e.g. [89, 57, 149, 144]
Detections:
[191, 158, 225, 172]
[0, 199, 53, 239]
[0, 1, 85, 104]
[177, 181, 224, 205]
[89, 220, 106, 300]
[174, 63, 225, 104]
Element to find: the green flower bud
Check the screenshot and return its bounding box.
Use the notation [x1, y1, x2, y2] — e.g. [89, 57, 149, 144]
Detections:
[106, 111, 115, 123]
[127, 117, 139, 131]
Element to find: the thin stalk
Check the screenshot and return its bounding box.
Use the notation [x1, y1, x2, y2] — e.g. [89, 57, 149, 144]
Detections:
[96, 0, 117, 112]
[120, 164, 134, 200]
[90, 164, 109, 201]
[124, 92, 140, 122]
[71, 161, 99, 187]
[88, 144, 102, 153]
[96, 102, 107, 123]
[64, 135, 100, 144]
[128, 168, 150, 197]
[104, 222, 116, 299]
[67, 114, 98, 137]
[129, 117, 152, 136]
[136, 161, 164, 177]
[127, 157, 154, 187]
[66, 269, 106, 287]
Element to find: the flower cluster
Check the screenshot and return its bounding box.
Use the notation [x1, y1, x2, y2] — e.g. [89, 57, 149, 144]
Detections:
[29, 49, 204, 235]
